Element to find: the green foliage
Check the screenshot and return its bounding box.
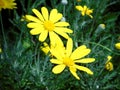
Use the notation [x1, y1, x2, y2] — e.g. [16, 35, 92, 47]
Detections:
[0, 0, 120, 90]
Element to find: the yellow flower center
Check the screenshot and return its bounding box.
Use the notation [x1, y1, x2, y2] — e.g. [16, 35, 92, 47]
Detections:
[0, 0, 5, 6]
[63, 57, 74, 67]
[44, 21, 55, 31]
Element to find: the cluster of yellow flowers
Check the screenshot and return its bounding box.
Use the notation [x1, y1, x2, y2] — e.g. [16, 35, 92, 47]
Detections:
[25, 6, 95, 80]
[1, 0, 119, 80]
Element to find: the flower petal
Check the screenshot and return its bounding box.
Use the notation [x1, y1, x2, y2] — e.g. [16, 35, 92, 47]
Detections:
[49, 31, 63, 46]
[52, 64, 66, 74]
[75, 65, 93, 75]
[71, 45, 91, 60]
[25, 15, 41, 23]
[30, 28, 43, 35]
[66, 38, 73, 57]
[74, 58, 95, 63]
[50, 46, 63, 60]
[75, 6, 83, 11]
[55, 22, 69, 27]
[32, 8, 44, 22]
[50, 59, 63, 64]
[54, 29, 69, 39]
[41, 7, 49, 21]
[39, 30, 48, 42]
[54, 27, 73, 33]
[49, 9, 62, 23]
[27, 22, 43, 28]
[69, 66, 80, 80]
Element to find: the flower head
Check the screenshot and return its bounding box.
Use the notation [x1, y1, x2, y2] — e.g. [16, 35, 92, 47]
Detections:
[26, 7, 73, 46]
[115, 43, 120, 49]
[0, 48, 2, 53]
[50, 38, 95, 80]
[105, 56, 113, 71]
[0, 0, 17, 11]
[75, 5, 93, 18]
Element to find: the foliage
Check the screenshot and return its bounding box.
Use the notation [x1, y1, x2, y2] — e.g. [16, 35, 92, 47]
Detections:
[0, 0, 120, 90]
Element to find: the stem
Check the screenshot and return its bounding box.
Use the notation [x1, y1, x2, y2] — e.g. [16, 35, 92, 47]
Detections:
[0, 12, 8, 58]
[0, 12, 7, 49]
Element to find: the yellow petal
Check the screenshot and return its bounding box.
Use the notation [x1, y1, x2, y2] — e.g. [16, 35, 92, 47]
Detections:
[49, 32, 63, 46]
[89, 15, 93, 18]
[74, 58, 95, 63]
[107, 56, 112, 62]
[54, 29, 69, 39]
[30, 28, 43, 35]
[25, 15, 41, 23]
[55, 22, 69, 27]
[41, 7, 49, 21]
[50, 48, 63, 60]
[49, 9, 62, 23]
[75, 6, 83, 11]
[27, 22, 42, 28]
[54, 27, 73, 33]
[69, 66, 80, 80]
[52, 64, 66, 74]
[75, 65, 93, 75]
[32, 8, 44, 22]
[50, 59, 63, 64]
[71, 45, 91, 60]
[39, 30, 48, 42]
[115, 43, 120, 49]
[66, 38, 73, 57]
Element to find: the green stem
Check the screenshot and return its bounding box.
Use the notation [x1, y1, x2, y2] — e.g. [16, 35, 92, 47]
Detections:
[0, 12, 8, 52]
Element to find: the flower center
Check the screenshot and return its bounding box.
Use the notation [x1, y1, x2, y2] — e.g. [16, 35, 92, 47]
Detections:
[63, 57, 74, 67]
[0, 0, 5, 6]
[44, 21, 55, 31]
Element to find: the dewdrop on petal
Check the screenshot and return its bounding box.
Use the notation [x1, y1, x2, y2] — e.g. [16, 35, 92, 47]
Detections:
[61, 0, 68, 5]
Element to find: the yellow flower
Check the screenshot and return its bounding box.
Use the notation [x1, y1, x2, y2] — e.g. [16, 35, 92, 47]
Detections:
[0, 0, 17, 11]
[25, 7, 73, 46]
[115, 43, 120, 49]
[0, 48, 2, 53]
[77, 0, 81, 2]
[75, 5, 93, 18]
[105, 56, 113, 71]
[50, 38, 95, 80]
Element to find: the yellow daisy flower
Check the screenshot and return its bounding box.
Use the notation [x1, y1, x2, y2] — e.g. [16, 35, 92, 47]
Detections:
[0, 0, 17, 11]
[50, 38, 95, 80]
[25, 7, 73, 46]
[0, 48, 2, 53]
[115, 43, 120, 49]
[105, 56, 113, 71]
[75, 5, 93, 18]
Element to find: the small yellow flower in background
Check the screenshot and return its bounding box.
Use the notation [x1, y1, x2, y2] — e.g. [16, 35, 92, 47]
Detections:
[26, 7, 73, 46]
[0, 0, 17, 11]
[75, 5, 93, 18]
[50, 38, 95, 80]
[99, 24, 105, 30]
[105, 56, 113, 71]
[77, 0, 81, 2]
[0, 48, 2, 53]
[115, 43, 120, 49]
